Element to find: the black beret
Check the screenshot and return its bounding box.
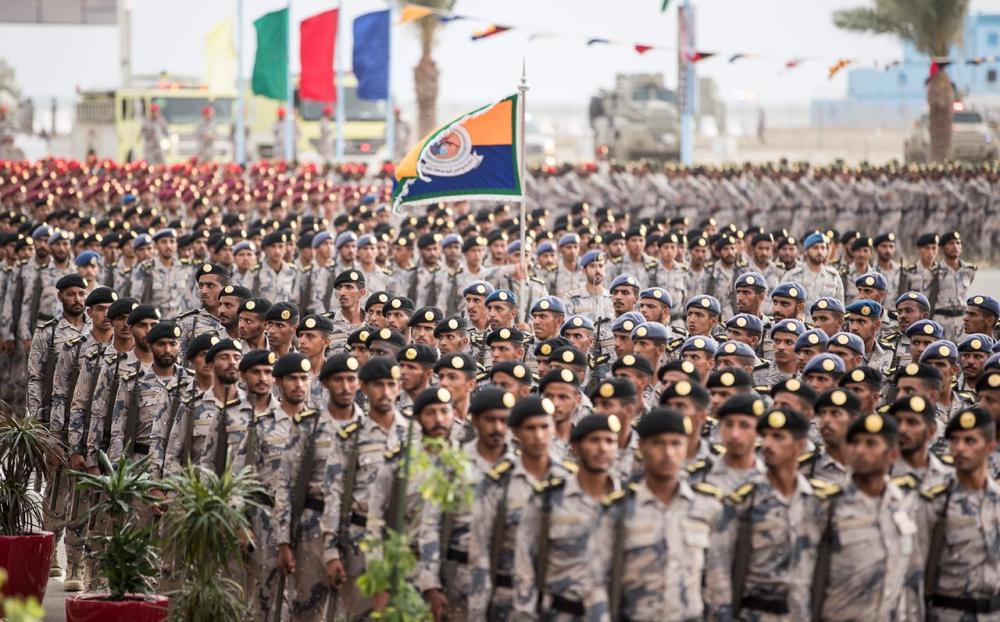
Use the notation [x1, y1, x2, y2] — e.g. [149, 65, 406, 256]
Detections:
[815, 388, 861, 415]
[873, 232, 896, 246]
[358, 356, 401, 382]
[240, 297, 272, 315]
[296, 233, 315, 249]
[334, 269, 365, 288]
[416, 232, 442, 249]
[534, 337, 572, 358]
[185, 332, 219, 360]
[549, 345, 586, 367]
[205, 338, 243, 363]
[297, 314, 334, 334]
[570, 413, 622, 442]
[195, 263, 231, 282]
[435, 352, 476, 375]
[770, 377, 818, 404]
[846, 412, 898, 443]
[976, 370, 1000, 393]
[264, 301, 300, 322]
[470, 387, 517, 416]
[396, 344, 438, 366]
[915, 233, 939, 247]
[220, 284, 252, 300]
[319, 353, 362, 380]
[939, 231, 961, 245]
[261, 231, 287, 247]
[85, 287, 118, 306]
[410, 306, 444, 327]
[364, 291, 391, 311]
[839, 366, 883, 388]
[538, 367, 580, 392]
[272, 352, 312, 378]
[590, 377, 637, 401]
[384, 296, 415, 314]
[706, 367, 753, 389]
[414, 386, 452, 415]
[756, 406, 810, 438]
[146, 321, 182, 343]
[656, 359, 701, 383]
[127, 304, 161, 325]
[658, 379, 711, 405]
[368, 327, 407, 349]
[239, 349, 277, 371]
[434, 315, 469, 336]
[509, 395, 556, 427]
[887, 394, 935, 420]
[635, 407, 692, 438]
[56, 274, 88, 291]
[347, 327, 373, 347]
[945, 406, 993, 438]
[611, 353, 654, 376]
[490, 360, 532, 384]
[893, 362, 943, 385]
[717, 393, 767, 419]
[486, 327, 526, 345]
[849, 236, 873, 251]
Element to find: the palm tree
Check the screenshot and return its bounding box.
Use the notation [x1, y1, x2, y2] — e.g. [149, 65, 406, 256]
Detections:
[404, 0, 457, 139]
[834, 0, 970, 162]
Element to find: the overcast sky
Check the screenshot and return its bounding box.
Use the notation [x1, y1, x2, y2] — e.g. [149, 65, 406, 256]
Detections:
[4, 0, 1000, 108]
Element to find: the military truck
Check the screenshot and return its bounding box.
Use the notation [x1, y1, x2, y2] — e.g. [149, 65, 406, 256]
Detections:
[589, 73, 681, 162]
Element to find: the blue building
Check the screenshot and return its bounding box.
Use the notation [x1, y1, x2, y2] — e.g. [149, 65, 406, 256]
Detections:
[811, 13, 1000, 127]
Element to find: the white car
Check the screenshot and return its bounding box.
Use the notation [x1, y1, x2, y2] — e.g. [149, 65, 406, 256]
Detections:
[905, 111, 999, 163]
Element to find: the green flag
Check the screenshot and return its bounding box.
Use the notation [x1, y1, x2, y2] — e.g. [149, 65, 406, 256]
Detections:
[252, 8, 289, 100]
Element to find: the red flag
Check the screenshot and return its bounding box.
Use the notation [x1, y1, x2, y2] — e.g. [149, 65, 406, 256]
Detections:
[684, 51, 715, 63]
[300, 9, 338, 101]
[471, 24, 511, 40]
[634, 44, 654, 54]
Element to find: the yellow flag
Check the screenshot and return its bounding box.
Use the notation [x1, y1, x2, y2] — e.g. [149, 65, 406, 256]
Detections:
[205, 17, 236, 92]
[399, 4, 434, 23]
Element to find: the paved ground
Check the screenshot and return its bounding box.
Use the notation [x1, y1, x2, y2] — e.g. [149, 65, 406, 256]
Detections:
[36, 267, 1000, 621]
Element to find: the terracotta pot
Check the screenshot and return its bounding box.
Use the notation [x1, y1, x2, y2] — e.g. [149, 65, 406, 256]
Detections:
[65, 593, 169, 622]
[0, 531, 55, 606]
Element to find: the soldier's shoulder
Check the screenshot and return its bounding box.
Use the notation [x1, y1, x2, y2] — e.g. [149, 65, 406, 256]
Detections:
[336, 420, 361, 440]
[66, 334, 87, 347]
[890, 474, 919, 490]
[811, 480, 842, 499]
[38, 317, 58, 329]
[728, 481, 756, 504]
[293, 409, 317, 424]
[486, 457, 515, 482]
[797, 450, 819, 466]
[602, 481, 638, 507]
[691, 481, 723, 501]
[685, 458, 711, 476]
[531, 476, 567, 495]
[919, 481, 952, 502]
[176, 308, 199, 320]
[962, 260, 977, 271]
[140, 259, 154, 271]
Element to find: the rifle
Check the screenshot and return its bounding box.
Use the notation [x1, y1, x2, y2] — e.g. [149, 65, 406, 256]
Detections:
[810, 496, 838, 621]
[731, 487, 756, 617]
[924, 483, 954, 620]
[608, 501, 627, 622]
[487, 474, 513, 619]
[157, 372, 189, 476]
[38, 324, 59, 425]
[141, 269, 154, 305]
[212, 393, 232, 477]
[300, 268, 314, 315]
[534, 483, 555, 615]
[69, 346, 108, 525]
[121, 369, 142, 457]
[99, 356, 124, 455]
[927, 265, 941, 313]
[272, 413, 321, 622]
[27, 269, 43, 338]
[10, 264, 24, 341]
[584, 318, 609, 397]
[329, 431, 362, 618]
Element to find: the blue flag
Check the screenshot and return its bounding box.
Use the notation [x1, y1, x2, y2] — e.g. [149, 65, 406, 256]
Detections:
[352, 10, 389, 100]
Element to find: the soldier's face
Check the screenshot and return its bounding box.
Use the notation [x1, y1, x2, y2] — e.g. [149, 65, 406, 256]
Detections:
[689, 245, 709, 267]
[59, 286, 87, 317]
[338, 242, 356, 264]
[707, 387, 740, 416]
[559, 243, 578, 264]
[818, 406, 852, 448]
[436, 331, 467, 355]
[536, 251, 555, 269]
[266, 320, 295, 347]
[132, 318, 158, 350]
[235, 249, 256, 270]
[322, 372, 359, 408]
[442, 244, 461, 265]
[909, 335, 938, 361]
[218, 296, 242, 326]
[563, 329, 592, 353]
[843, 383, 878, 414]
[411, 324, 436, 346]
[399, 361, 431, 392]
[418, 403, 454, 439]
[155, 238, 177, 260]
[638, 300, 668, 324]
[51, 240, 71, 262]
[489, 342, 522, 363]
[242, 365, 274, 397]
[796, 347, 822, 372]
[610, 286, 637, 315]
[735, 288, 764, 314]
[685, 309, 715, 336]
[473, 409, 509, 451]
[857, 287, 884, 303]
[752, 242, 773, 264]
[681, 351, 712, 381]
[192, 239, 208, 259]
[513, 416, 555, 460]
[942, 240, 962, 259]
[963, 307, 995, 335]
[926, 359, 957, 386]
[385, 310, 411, 333]
[573, 430, 617, 473]
[198, 276, 225, 309]
[489, 240, 507, 262]
[876, 242, 895, 262]
[213, 351, 242, 385]
[828, 346, 862, 370]
[894, 411, 932, 455]
[264, 243, 284, 264]
[810, 312, 842, 338]
[770, 297, 798, 321]
[592, 396, 633, 425]
[978, 389, 1000, 420]
[853, 246, 872, 265]
[805, 244, 827, 265]
[896, 302, 927, 331]
[463, 245, 486, 267]
[718, 244, 737, 265]
[438, 369, 476, 402]
[607, 239, 625, 259]
[726, 328, 760, 349]
[298, 330, 331, 358]
[363, 377, 400, 414]
[88, 303, 112, 331]
[760, 429, 805, 469]
[848, 434, 897, 477]
[658, 243, 678, 264]
[614, 369, 649, 397]
[613, 332, 634, 357]
[238, 312, 265, 341]
[530, 311, 559, 340]
[917, 244, 938, 265]
[151, 339, 180, 368]
[542, 383, 580, 424]
[487, 303, 516, 330]
[336, 283, 364, 312]
[366, 303, 386, 328]
[720, 415, 757, 459]
[626, 237, 645, 257]
[640, 432, 687, 480]
[949, 428, 995, 473]
[135, 245, 152, 261]
[772, 333, 796, 365]
[584, 260, 605, 285]
[960, 351, 988, 382]
[633, 339, 663, 368]
[278, 372, 310, 405]
[804, 372, 837, 394]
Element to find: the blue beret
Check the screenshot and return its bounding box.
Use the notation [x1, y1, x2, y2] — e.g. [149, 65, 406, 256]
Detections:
[967, 295, 1000, 318]
[152, 228, 176, 242]
[905, 319, 944, 339]
[485, 289, 517, 306]
[640, 287, 673, 307]
[530, 296, 567, 315]
[49, 229, 72, 244]
[462, 280, 495, 297]
[735, 272, 767, 290]
[725, 313, 764, 335]
[896, 291, 930, 310]
[360, 194, 377, 205]
[233, 240, 253, 254]
[561, 315, 595, 333]
[612, 312, 645, 334]
[959, 333, 994, 353]
[32, 225, 51, 239]
[507, 240, 523, 254]
[610, 273, 640, 291]
[804, 353, 846, 375]
[311, 231, 333, 248]
[987, 352, 1000, 370]
[357, 233, 376, 247]
[535, 241, 556, 255]
[578, 250, 604, 268]
[335, 231, 357, 249]
[803, 232, 827, 249]
[772, 282, 807, 302]
[685, 295, 721, 315]
[441, 233, 462, 248]
[794, 328, 829, 351]
[855, 272, 887, 291]
[845, 299, 883, 319]
[132, 234, 152, 249]
[716, 340, 756, 359]
[631, 321, 670, 342]
[121, 193, 137, 205]
[810, 296, 845, 315]
[920, 340, 959, 363]
[680, 335, 719, 355]
[829, 331, 865, 355]
[74, 250, 101, 267]
[770, 318, 806, 338]
[558, 233, 580, 248]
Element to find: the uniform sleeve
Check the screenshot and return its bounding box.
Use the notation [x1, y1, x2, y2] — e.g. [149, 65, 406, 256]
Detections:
[415, 495, 444, 593]
[320, 434, 348, 564]
[67, 360, 95, 454]
[363, 463, 394, 564]
[49, 344, 74, 434]
[274, 422, 302, 546]
[86, 365, 112, 468]
[25, 327, 47, 417]
[106, 375, 131, 461]
[512, 491, 541, 621]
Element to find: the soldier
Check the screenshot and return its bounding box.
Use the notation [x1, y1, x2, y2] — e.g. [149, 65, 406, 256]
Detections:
[140, 103, 169, 165]
[645, 232, 688, 323]
[688, 393, 766, 493]
[297, 314, 335, 411]
[434, 316, 472, 357]
[612, 225, 656, 288]
[176, 263, 228, 353]
[396, 344, 437, 416]
[900, 232, 939, 296]
[567, 250, 614, 325]
[906, 319, 945, 365]
[799, 389, 862, 487]
[549, 233, 586, 300]
[513, 413, 620, 619]
[957, 333, 993, 393]
[659, 378, 721, 466]
[326, 269, 366, 352]
[252, 231, 299, 303]
[131, 229, 189, 319]
[836, 366, 883, 415]
[921, 340, 975, 421]
[589, 378, 641, 482]
[930, 231, 977, 341]
[196, 106, 216, 161]
[873, 232, 902, 303]
[404, 233, 450, 310]
[216, 284, 251, 342]
[887, 395, 953, 490]
[538, 368, 584, 460]
[320, 355, 409, 618]
[354, 234, 393, 295]
[917, 406, 1000, 622]
[811, 411, 921, 621]
[705, 406, 827, 620]
[840, 236, 875, 304]
[409, 306, 443, 348]
[704, 234, 748, 318]
[963, 294, 1000, 343]
[265, 302, 300, 358]
[843, 299, 893, 373]
[783, 232, 844, 319]
[383, 295, 416, 336]
[238, 298, 272, 350]
[611, 353, 655, 415]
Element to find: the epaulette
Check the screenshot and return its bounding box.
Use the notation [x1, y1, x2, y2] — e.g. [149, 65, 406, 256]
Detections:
[589, 354, 609, 368]
[121, 266, 132, 275]
[601, 487, 629, 507]
[531, 477, 565, 494]
[920, 482, 950, 501]
[753, 361, 769, 371]
[176, 308, 198, 320]
[561, 459, 579, 474]
[711, 443, 726, 456]
[179, 258, 192, 266]
[838, 265, 849, 276]
[39, 317, 58, 329]
[891, 474, 918, 490]
[643, 260, 658, 270]
[183, 392, 200, 405]
[384, 446, 402, 460]
[692, 481, 722, 500]
[251, 263, 262, 272]
[380, 267, 393, 275]
[938, 453, 955, 465]
[797, 450, 818, 465]
[609, 256, 622, 265]
[753, 385, 770, 394]
[86, 347, 103, 360]
[300, 264, 313, 273]
[736, 259, 749, 268]
[813, 482, 843, 499]
[293, 408, 316, 423]
[475, 371, 489, 383]
[337, 421, 360, 439]
[665, 336, 685, 352]
[685, 459, 709, 474]
[530, 276, 546, 286]
[729, 482, 755, 503]
[963, 261, 977, 270]
[123, 368, 142, 382]
[958, 390, 976, 402]
[141, 259, 153, 270]
[902, 263, 916, 271]
[877, 403, 892, 414]
[486, 458, 515, 481]
[673, 325, 689, 337]
[67, 335, 86, 347]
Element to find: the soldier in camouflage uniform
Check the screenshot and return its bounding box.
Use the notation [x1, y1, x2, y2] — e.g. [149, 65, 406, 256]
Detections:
[704, 234, 748, 318]
[131, 229, 190, 319]
[645, 232, 688, 324]
[783, 233, 845, 321]
[175, 262, 228, 356]
[687, 393, 766, 494]
[930, 231, 977, 341]
[252, 231, 299, 303]
[326, 269, 366, 353]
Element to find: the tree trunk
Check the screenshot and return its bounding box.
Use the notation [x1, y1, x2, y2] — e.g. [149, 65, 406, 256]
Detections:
[926, 70, 954, 162]
[414, 18, 439, 139]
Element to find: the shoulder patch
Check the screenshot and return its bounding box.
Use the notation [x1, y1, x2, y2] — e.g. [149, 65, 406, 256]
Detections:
[486, 458, 514, 481]
[384, 446, 402, 460]
[337, 421, 360, 439]
[920, 482, 951, 501]
[532, 476, 566, 494]
[176, 308, 198, 319]
[729, 482, 755, 503]
[813, 483, 842, 499]
[891, 475, 917, 490]
[601, 488, 628, 507]
[67, 335, 86, 346]
[711, 443, 727, 456]
[798, 450, 818, 465]
[561, 460, 579, 474]
[294, 409, 316, 423]
[938, 453, 955, 465]
[39, 317, 58, 329]
[692, 482, 722, 500]
[685, 459, 708, 474]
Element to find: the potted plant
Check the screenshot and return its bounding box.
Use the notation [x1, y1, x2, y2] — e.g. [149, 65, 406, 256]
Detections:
[65, 450, 167, 622]
[159, 461, 263, 622]
[0, 403, 59, 610]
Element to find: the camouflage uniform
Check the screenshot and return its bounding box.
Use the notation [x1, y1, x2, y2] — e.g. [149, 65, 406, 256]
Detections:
[251, 261, 299, 303]
[108, 364, 191, 466]
[931, 261, 977, 341]
[900, 262, 937, 298]
[781, 264, 845, 321]
[326, 309, 362, 354]
[175, 308, 223, 356]
[645, 262, 688, 322]
[403, 264, 450, 310]
[798, 450, 850, 488]
[27, 317, 88, 424]
[9, 258, 75, 345]
[549, 264, 587, 301]
[296, 263, 325, 315]
[158, 388, 246, 479]
[704, 261, 748, 319]
[686, 456, 766, 495]
[132, 257, 190, 319]
[596, 479, 723, 622]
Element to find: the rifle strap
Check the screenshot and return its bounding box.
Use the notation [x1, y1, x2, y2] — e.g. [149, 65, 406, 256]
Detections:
[101, 356, 122, 453]
[924, 482, 955, 599]
[212, 393, 231, 476]
[289, 415, 320, 547]
[608, 498, 628, 622]
[337, 434, 361, 552]
[488, 473, 513, 595]
[810, 495, 838, 621]
[122, 368, 142, 450]
[534, 485, 554, 610]
[731, 487, 757, 617]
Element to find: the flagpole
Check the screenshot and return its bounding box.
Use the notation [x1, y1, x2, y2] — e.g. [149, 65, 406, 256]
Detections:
[517, 58, 529, 320]
[334, 0, 346, 161]
[236, 0, 246, 164]
[384, 0, 396, 163]
[285, 0, 295, 161]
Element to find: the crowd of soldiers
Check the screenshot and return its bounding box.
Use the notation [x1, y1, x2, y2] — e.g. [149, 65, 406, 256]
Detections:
[3, 155, 1000, 622]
